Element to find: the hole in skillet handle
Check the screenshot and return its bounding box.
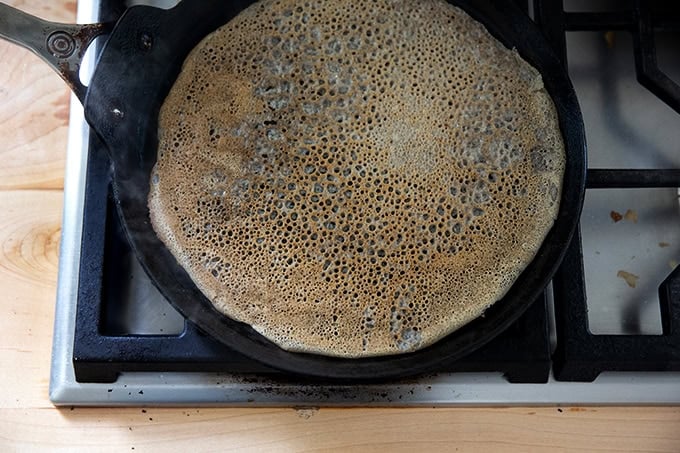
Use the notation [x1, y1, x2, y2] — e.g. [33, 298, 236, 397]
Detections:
[0, 3, 113, 103]
[82, 0, 586, 381]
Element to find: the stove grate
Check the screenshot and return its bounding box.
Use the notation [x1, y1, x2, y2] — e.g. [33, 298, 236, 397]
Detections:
[536, 0, 680, 381]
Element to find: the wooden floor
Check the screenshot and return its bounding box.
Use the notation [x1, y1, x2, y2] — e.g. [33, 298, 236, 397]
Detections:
[1, 1, 680, 451]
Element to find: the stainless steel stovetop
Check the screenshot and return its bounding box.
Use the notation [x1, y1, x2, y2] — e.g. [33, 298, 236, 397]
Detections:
[49, 0, 680, 406]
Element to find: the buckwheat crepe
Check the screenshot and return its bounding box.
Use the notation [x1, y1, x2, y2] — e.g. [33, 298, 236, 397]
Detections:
[149, 0, 565, 357]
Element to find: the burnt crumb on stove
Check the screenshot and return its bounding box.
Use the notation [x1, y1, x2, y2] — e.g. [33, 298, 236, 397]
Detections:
[107, 389, 113, 393]
[610, 209, 638, 223]
[659, 242, 671, 248]
[246, 384, 357, 401]
[141, 409, 147, 413]
[426, 385, 432, 391]
[149, 418, 153, 421]
[128, 427, 133, 431]
[604, 31, 616, 48]
[247, 386, 274, 394]
[557, 408, 563, 413]
[138, 390, 144, 395]
[70, 406, 75, 411]
[617, 270, 639, 288]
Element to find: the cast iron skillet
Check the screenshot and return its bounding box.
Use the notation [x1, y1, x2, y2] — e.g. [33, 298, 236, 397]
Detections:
[0, 0, 586, 380]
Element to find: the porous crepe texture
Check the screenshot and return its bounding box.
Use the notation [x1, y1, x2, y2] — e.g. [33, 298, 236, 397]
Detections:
[149, 0, 565, 357]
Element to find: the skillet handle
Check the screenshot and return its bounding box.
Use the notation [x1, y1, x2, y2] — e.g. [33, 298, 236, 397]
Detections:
[0, 3, 112, 103]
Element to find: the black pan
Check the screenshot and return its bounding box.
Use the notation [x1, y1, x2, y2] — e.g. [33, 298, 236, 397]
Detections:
[0, 0, 586, 380]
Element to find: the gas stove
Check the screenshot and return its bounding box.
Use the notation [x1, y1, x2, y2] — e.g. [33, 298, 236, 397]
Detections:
[49, 0, 680, 406]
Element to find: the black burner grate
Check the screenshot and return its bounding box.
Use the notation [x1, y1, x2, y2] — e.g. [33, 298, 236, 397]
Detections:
[536, 0, 680, 113]
[536, 0, 680, 381]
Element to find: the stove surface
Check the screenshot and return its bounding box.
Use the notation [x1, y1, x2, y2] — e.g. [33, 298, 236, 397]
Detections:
[50, 0, 680, 406]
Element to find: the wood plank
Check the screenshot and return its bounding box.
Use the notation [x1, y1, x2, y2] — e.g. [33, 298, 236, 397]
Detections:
[1, 406, 680, 452]
[0, 190, 62, 409]
[0, 1, 76, 191]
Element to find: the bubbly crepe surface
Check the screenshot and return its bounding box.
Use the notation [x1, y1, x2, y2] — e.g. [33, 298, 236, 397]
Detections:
[149, 0, 565, 357]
